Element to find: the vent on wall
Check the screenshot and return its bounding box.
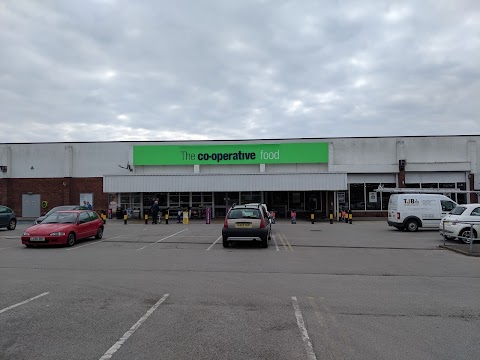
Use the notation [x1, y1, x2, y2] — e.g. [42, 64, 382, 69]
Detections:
[0, 166, 7, 172]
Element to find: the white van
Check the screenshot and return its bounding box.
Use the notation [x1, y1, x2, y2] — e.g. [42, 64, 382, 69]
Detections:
[387, 194, 457, 232]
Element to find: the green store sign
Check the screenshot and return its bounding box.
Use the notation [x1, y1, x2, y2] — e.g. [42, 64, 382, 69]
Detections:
[133, 142, 329, 165]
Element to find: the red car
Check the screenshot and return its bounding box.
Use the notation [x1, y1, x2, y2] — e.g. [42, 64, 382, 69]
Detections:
[22, 210, 104, 247]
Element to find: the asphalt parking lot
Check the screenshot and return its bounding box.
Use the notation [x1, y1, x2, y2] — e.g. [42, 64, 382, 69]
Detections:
[1, 219, 479, 360]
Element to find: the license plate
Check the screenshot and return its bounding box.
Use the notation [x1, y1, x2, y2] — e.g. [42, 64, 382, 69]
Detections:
[30, 237, 45, 242]
[235, 222, 252, 228]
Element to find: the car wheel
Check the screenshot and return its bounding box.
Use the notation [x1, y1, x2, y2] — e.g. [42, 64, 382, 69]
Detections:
[261, 236, 268, 248]
[222, 236, 229, 248]
[405, 219, 419, 232]
[459, 228, 477, 244]
[66, 233, 76, 247]
[95, 227, 104, 239]
[7, 219, 16, 230]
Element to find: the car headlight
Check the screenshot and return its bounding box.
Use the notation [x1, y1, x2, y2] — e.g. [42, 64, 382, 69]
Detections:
[23, 232, 30, 236]
[49, 232, 65, 236]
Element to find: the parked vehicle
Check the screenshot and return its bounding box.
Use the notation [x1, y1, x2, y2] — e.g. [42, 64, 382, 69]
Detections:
[387, 194, 457, 232]
[34, 205, 87, 224]
[244, 203, 272, 229]
[22, 210, 104, 247]
[0, 205, 16, 230]
[439, 204, 480, 243]
[222, 204, 272, 248]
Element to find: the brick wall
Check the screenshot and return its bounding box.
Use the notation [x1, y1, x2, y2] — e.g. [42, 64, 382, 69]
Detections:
[0, 177, 108, 216]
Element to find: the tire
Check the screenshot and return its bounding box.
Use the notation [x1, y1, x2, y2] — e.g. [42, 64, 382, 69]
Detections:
[222, 236, 229, 248]
[7, 219, 16, 230]
[66, 232, 76, 247]
[95, 227, 104, 239]
[261, 236, 268, 248]
[405, 219, 419, 232]
[459, 228, 477, 244]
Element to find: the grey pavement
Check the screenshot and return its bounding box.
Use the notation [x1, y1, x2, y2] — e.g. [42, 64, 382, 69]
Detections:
[0, 220, 479, 360]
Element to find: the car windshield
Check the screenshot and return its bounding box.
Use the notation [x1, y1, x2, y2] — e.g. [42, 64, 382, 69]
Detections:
[450, 206, 466, 215]
[45, 206, 75, 217]
[42, 212, 78, 224]
[228, 209, 261, 219]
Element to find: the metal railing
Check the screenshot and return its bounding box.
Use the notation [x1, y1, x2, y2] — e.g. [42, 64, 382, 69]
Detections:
[441, 220, 479, 255]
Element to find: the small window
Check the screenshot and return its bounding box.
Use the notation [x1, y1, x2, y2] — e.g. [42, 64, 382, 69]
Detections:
[470, 207, 480, 216]
[441, 200, 456, 212]
[79, 212, 90, 223]
[450, 206, 466, 215]
[0, 206, 6, 214]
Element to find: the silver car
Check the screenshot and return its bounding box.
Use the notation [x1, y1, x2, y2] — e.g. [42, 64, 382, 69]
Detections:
[222, 204, 272, 248]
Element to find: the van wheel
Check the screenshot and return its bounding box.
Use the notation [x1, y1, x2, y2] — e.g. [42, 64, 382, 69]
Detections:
[459, 229, 477, 244]
[405, 219, 419, 232]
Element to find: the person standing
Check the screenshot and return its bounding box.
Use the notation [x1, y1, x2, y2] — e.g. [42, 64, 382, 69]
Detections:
[151, 201, 160, 224]
[177, 209, 182, 223]
[86, 201, 93, 210]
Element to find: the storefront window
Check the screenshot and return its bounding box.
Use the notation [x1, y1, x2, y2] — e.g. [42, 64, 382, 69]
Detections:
[289, 192, 303, 210]
[365, 183, 381, 210]
[381, 183, 396, 210]
[421, 183, 438, 189]
[350, 184, 365, 210]
[405, 183, 420, 188]
[240, 192, 261, 204]
[457, 182, 467, 204]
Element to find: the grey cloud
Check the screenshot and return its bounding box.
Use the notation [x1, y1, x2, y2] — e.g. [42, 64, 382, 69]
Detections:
[1, 0, 480, 142]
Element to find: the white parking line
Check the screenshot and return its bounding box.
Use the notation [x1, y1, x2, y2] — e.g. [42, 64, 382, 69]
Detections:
[206, 236, 222, 250]
[99, 293, 170, 360]
[292, 296, 317, 360]
[0, 292, 50, 314]
[271, 234, 280, 251]
[137, 229, 189, 250]
[66, 235, 127, 251]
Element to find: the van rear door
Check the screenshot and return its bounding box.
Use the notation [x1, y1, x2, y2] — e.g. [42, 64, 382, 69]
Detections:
[388, 195, 398, 223]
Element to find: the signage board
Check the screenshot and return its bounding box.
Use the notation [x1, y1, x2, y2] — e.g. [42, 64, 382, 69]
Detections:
[133, 142, 328, 166]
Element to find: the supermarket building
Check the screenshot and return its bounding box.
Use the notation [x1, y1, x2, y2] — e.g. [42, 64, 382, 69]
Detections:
[0, 135, 479, 219]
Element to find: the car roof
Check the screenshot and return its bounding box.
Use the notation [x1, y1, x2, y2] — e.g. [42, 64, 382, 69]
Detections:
[55, 210, 90, 213]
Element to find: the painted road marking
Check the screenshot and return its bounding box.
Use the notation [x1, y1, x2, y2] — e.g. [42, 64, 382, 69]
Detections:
[206, 236, 222, 250]
[271, 234, 280, 251]
[0, 292, 50, 315]
[67, 235, 127, 251]
[99, 293, 170, 360]
[137, 229, 189, 250]
[278, 233, 293, 251]
[292, 296, 317, 360]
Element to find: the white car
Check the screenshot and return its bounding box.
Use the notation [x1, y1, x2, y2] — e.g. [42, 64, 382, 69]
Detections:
[439, 204, 480, 243]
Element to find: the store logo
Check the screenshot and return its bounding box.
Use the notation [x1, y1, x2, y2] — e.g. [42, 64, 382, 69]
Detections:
[181, 149, 280, 163]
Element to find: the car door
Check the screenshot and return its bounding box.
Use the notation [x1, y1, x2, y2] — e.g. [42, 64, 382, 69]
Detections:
[87, 211, 100, 237]
[0, 206, 7, 227]
[77, 212, 91, 239]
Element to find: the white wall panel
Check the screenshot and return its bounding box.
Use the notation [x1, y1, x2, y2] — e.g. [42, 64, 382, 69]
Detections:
[104, 173, 348, 192]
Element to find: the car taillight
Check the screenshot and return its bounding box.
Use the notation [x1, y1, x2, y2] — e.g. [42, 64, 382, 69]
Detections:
[224, 216, 228, 228]
[260, 216, 266, 228]
[397, 212, 400, 220]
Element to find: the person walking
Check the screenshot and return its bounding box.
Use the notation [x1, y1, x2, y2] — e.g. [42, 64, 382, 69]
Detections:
[151, 201, 160, 224]
[177, 209, 182, 223]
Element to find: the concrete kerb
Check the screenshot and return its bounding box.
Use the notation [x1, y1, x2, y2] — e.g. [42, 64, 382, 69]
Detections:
[438, 244, 480, 257]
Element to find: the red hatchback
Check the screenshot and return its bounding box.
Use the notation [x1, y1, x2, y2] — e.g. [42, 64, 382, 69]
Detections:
[22, 210, 104, 247]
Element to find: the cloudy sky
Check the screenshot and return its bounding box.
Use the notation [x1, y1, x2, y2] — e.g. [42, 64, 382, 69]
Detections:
[1, 0, 479, 143]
